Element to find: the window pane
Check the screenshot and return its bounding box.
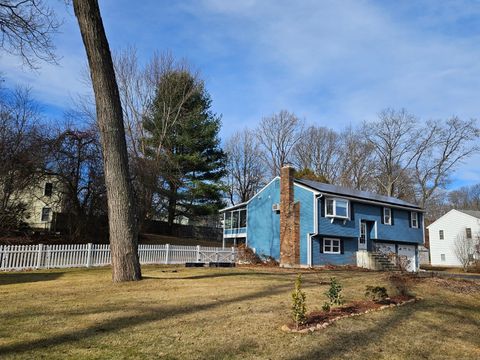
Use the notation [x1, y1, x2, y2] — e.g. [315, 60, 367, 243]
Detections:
[336, 200, 348, 217]
[240, 209, 247, 227]
[232, 211, 239, 229]
[439, 230, 444, 240]
[224, 212, 232, 229]
[44, 183, 53, 197]
[466, 228, 472, 239]
[41, 207, 51, 222]
[326, 199, 334, 215]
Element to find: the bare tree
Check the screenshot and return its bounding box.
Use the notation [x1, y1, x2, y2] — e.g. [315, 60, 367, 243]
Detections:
[72, 0, 141, 282]
[413, 117, 479, 208]
[364, 108, 421, 197]
[293, 126, 340, 183]
[0, 86, 47, 231]
[0, 0, 60, 67]
[454, 233, 478, 272]
[257, 110, 303, 177]
[225, 128, 265, 205]
[338, 127, 376, 191]
[46, 126, 106, 241]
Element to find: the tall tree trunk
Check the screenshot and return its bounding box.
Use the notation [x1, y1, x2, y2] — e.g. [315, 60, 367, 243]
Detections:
[167, 183, 177, 234]
[73, 0, 141, 282]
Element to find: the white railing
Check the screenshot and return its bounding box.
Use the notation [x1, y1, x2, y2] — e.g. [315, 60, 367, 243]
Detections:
[0, 244, 236, 271]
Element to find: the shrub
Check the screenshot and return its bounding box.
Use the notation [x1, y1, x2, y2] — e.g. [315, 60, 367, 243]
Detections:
[291, 274, 307, 328]
[389, 274, 413, 297]
[365, 285, 389, 301]
[322, 302, 331, 312]
[325, 277, 344, 307]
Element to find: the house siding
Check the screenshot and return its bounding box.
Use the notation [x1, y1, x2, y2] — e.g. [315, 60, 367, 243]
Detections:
[428, 210, 480, 267]
[246, 180, 315, 265]
[318, 199, 423, 244]
[246, 179, 281, 259]
[312, 236, 357, 265]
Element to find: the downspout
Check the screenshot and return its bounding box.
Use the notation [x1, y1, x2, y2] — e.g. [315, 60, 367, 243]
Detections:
[308, 193, 322, 267]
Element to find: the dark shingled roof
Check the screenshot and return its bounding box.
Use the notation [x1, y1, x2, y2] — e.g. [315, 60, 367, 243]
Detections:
[458, 210, 480, 219]
[295, 179, 422, 210]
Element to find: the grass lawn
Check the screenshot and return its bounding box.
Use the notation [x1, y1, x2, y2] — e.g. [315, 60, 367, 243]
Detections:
[0, 266, 479, 360]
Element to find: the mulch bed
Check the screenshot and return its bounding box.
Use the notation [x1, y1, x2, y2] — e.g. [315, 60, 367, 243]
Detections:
[282, 296, 418, 333]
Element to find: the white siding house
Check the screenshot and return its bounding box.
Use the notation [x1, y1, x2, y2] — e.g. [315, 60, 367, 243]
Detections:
[427, 209, 480, 267]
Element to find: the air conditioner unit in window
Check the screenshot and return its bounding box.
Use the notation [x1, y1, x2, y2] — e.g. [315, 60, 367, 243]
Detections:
[272, 203, 280, 212]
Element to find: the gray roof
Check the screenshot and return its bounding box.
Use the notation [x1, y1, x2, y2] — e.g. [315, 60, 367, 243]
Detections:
[458, 209, 480, 219]
[295, 179, 422, 210]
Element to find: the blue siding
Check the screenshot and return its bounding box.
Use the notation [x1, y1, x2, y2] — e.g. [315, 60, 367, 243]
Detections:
[246, 181, 315, 264]
[318, 199, 423, 245]
[246, 179, 281, 259]
[294, 185, 315, 264]
[312, 236, 357, 265]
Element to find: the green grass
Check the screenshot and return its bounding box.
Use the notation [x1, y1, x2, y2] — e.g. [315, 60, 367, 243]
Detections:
[0, 266, 479, 359]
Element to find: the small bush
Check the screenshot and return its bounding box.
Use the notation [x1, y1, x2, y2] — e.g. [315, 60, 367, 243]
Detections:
[322, 302, 331, 312]
[291, 274, 307, 328]
[389, 274, 413, 297]
[365, 286, 389, 302]
[325, 277, 344, 306]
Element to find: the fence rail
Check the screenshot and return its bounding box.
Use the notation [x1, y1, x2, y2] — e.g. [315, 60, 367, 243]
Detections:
[0, 244, 236, 271]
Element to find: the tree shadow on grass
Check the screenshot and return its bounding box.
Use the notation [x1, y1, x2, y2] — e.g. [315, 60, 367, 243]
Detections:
[0, 272, 64, 286]
[143, 271, 299, 281]
[0, 281, 293, 356]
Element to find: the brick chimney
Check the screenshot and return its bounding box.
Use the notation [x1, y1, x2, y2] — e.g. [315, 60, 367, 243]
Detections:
[280, 165, 300, 266]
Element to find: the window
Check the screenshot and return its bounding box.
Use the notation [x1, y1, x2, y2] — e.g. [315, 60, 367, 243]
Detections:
[466, 228, 472, 239]
[224, 209, 247, 230]
[441, 254, 446, 262]
[44, 182, 53, 197]
[439, 230, 444, 240]
[41, 207, 51, 222]
[383, 207, 392, 225]
[239, 209, 247, 228]
[411, 212, 418, 228]
[325, 198, 349, 219]
[323, 238, 341, 254]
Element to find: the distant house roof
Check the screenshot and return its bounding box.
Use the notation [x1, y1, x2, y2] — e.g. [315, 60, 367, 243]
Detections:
[295, 179, 422, 210]
[457, 209, 480, 219]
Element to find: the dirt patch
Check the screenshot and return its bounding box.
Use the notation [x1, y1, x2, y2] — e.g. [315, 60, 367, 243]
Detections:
[282, 296, 417, 333]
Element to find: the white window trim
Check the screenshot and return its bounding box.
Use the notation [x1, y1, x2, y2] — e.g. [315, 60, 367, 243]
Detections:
[411, 211, 418, 228]
[325, 197, 349, 219]
[323, 238, 341, 254]
[383, 207, 392, 225]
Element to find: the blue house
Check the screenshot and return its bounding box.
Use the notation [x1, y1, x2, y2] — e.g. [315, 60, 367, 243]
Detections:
[220, 166, 424, 271]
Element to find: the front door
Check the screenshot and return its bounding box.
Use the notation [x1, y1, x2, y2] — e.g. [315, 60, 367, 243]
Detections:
[359, 221, 368, 250]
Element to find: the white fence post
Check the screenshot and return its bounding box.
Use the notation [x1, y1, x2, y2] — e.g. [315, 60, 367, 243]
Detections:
[165, 244, 170, 264]
[86, 243, 93, 268]
[196, 245, 201, 262]
[36, 244, 43, 269]
[45, 245, 51, 269]
[0, 245, 3, 269]
[231, 247, 235, 262]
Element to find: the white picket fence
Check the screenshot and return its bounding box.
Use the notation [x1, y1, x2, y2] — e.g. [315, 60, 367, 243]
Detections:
[0, 244, 237, 271]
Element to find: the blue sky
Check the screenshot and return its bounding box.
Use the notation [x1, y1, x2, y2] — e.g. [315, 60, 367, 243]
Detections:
[2, 0, 480, 188]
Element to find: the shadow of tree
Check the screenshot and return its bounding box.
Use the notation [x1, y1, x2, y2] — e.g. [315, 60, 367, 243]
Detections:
[0, 281, 293, 356]
[0, 272, 64, 286]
